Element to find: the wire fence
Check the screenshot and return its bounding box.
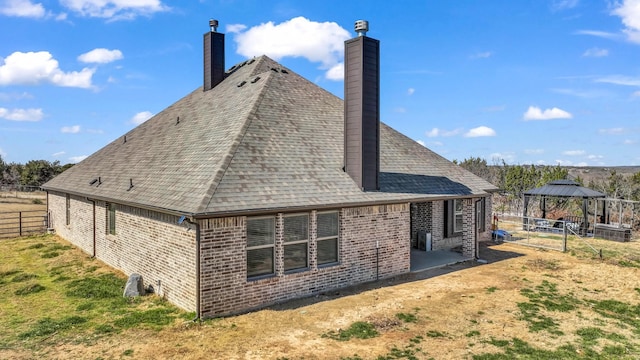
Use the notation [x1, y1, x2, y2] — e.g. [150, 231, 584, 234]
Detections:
[0, 210, 48, 239]
[493, 214, 571, 252]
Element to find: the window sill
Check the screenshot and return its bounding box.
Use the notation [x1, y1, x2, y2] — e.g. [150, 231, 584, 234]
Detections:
[318, 261, 340, 269]
[247, 273, 276, 282]
[284, 267, 309, 275]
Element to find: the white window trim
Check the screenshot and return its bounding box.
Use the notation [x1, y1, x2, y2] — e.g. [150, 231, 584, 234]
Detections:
[453, 199, 463, 234]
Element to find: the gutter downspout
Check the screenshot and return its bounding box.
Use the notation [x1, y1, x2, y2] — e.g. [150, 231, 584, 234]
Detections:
[475, 198, 487, 263]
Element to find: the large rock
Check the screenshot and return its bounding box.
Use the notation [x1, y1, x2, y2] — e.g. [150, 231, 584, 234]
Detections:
[123, 273, 146, 297]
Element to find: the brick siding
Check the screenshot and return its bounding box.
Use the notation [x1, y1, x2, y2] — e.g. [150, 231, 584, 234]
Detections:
[198, 203, 410, 317]
[48, 192, 197, 311]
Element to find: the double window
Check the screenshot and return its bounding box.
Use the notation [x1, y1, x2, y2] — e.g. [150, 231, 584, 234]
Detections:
[454, 199, 463, 233]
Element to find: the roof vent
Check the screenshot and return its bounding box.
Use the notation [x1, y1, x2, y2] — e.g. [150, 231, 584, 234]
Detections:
[355, 20, 369, 36]
[127, 178, 134, 191]
[270, 67, 279, 72]
[237, 80, 246, 87]
[176, 116, 180, 125]
[281, 69, 288, 74]
[251, 76, 261, 83]
[89, 178, 98, 186]
[123, 135, 127, 144]
[248, 58, 256, 64]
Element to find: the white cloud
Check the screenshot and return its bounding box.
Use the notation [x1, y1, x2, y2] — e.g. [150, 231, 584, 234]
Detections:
[78, 48, 123, 64]
[491, 152, 516, 163]
[0, 147, 6, 158]
[563, 150, 585, 156]
[574, 30, 621, 40]
[407, 88, 415, 95]
[464, 126, 496, 138]
[587, 154, 604, 160]
[470, 51, 492, 59]
[0, 107, 43, 121]
[52, 151, 65, 157]
[425, 127, 463, 137]
[551, 0, 579, 11]
[582, 47, 609, 57]
[612, 0, 640, 44]
[394, 107, 406, 113]
[599, 127, 625, 135]
[325, 62, 343, 80]
[130, 111, 153, 125]
[0, 0, 45, 17]
[523, 106, 572, 120]
[633, 90, 640, 97]
[624, 139, 637, 144]
[551, 88, 609, 98]
[69, 155, 87, 163]
[524, 149, 544, 154]
[226, 23, 247, 34]
[60, 0, 168, 20]
[0, 91, 33, 101]
[232, 16, 350, 81]
[595, 75, 640, 86]
[416, 140, 425, 146]
[61, 125, 81, 133]
[0, 51, 94, 88]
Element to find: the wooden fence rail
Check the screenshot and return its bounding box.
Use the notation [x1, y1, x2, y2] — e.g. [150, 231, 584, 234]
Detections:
[0, 210, 48, 239]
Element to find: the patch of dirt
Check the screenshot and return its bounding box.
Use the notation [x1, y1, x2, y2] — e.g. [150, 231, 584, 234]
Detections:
[5, 239, 640, 359]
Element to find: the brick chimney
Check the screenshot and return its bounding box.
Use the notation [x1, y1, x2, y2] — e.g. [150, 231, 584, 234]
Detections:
[203, 19, 225, 91]
[344, 20, 380, 191]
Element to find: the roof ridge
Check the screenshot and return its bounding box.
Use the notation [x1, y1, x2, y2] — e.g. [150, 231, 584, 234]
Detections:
[195, 68, 276, 214]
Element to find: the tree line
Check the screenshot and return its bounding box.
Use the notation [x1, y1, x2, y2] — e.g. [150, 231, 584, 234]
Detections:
[0, 156, 73, 188]
[455, 156, 640, 206]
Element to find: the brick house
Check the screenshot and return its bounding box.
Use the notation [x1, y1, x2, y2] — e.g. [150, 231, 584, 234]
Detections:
[42, 20, 497, 318]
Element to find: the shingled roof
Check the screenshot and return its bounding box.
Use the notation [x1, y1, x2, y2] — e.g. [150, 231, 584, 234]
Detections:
[42, 55, 497, 217]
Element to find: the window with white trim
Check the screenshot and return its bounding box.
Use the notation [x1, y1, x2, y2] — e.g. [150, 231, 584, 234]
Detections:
[283, 213, 309, 271]
[247, 216, 275, 278]
[317, 211, 339, 265]
[454, 199, 464, 233]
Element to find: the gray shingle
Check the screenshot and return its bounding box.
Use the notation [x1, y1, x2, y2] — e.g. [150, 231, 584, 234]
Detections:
[43, 55, 498, 216]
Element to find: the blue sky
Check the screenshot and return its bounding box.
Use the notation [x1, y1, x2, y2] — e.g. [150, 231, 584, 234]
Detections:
[1, 0, 639, 166]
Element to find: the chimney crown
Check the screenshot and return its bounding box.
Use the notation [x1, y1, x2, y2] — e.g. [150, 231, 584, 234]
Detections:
[209, 19, 219, 32]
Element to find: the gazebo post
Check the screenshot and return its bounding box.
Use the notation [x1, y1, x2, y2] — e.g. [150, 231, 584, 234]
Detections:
[523, 194, 529, 230]
[582, 197, 588, 236]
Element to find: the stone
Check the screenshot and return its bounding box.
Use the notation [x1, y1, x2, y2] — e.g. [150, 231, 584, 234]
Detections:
[123, 273, 146, 297]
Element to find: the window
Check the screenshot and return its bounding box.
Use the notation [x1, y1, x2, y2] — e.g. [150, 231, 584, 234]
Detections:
[454, 199, 464, 233]
[317, 211, 339, 265]
[445, 199, 464, 237]
[476, 198, 486, 232]
[283, 214, 309, 271]
[108, 203, 116, 235]
[247, 217, 275, 278]
[65, 194, 70, 225]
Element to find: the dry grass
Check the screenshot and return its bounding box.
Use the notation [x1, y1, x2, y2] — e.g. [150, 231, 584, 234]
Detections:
[1, 235, 640, 359]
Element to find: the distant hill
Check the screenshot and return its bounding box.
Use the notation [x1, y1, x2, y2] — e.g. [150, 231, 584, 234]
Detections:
[564, 166, 640, 185]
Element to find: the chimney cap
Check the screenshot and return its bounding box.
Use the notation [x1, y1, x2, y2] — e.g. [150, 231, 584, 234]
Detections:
[354, 20, 368, 36]
[209, 19, 219, 32]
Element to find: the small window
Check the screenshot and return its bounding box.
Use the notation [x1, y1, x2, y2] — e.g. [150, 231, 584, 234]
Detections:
[65, 194, 70, 225]
[476, 198, 486, 232]
[247, 217, 275, 278]
[317, 211, 339, 265]
[283, 214, 309, 271]
[108, 203, 116, 235]
[454, 199, 464, 233]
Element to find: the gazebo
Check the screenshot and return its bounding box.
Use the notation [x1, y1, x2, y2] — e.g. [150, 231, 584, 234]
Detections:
[523, 179, 606, 236]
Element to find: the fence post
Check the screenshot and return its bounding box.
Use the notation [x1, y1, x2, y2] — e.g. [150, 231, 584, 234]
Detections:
[562, 222, 567, 252]
[19, 211, 22, 237]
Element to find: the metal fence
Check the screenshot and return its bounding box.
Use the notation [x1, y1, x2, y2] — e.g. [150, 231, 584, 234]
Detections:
[0, 210, 48, 239]
[493, 214, 570, 252]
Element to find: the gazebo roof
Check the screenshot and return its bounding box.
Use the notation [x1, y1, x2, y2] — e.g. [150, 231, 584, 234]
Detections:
[524, 180, 606, 198]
